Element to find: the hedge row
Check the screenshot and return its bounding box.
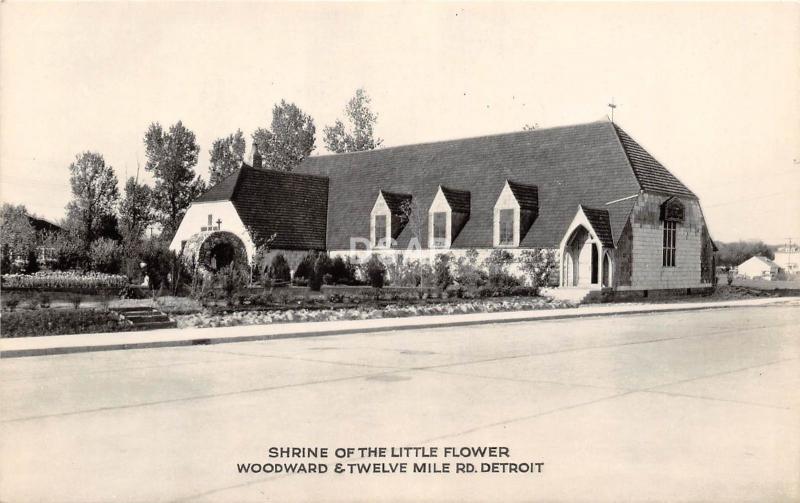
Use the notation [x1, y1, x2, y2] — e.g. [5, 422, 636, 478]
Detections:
[0, 309, 135, 338]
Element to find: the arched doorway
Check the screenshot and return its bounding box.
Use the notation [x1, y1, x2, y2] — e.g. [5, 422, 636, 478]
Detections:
[197, 231, 248, 273]
[562, 225, 599, 287]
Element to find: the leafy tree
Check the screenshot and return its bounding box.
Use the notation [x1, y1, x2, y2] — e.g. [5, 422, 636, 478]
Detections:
[65, 152, 119, 249]
[323, 88, 383, 153]
[717, 240, 775, 267]
[144, 121, 206, 238]
[119, 177, 154, 241]
[209, 130, 246, 185]
[0, 203, 36, 263]
[253, 101, 316, 171]
[89, 237, 122, 274]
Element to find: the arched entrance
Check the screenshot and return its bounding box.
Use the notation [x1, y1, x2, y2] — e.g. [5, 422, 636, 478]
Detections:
[562, 225, 599, 287]
[197, 231, 248, 273]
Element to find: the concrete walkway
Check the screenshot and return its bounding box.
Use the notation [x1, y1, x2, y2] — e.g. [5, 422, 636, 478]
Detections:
[2, 297, 798, 358]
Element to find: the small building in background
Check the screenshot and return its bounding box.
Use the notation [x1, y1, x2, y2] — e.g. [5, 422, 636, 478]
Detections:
[737, 256, 783, 280]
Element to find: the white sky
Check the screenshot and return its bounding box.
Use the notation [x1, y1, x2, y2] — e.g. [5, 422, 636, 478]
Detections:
[1, 2, 798, 244]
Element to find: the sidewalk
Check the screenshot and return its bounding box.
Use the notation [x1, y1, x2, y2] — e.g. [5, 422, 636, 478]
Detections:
[2, 297, 798, 358]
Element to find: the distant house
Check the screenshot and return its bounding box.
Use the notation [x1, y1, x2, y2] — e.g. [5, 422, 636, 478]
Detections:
[738, 256, 783, 280]
[172, 119, 717, 292]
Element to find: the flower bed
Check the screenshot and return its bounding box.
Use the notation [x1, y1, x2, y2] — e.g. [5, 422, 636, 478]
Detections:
[0, 308, 136, 338]
[174, 297, 576, 329]
[1, 271, 128, 290]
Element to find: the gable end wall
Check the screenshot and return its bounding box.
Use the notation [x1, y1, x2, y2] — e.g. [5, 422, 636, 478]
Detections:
[627, 192, 710, 289]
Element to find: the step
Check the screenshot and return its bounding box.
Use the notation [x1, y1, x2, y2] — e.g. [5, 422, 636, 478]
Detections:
[133, 320, 178, 330]
[125, 314, 172, 323]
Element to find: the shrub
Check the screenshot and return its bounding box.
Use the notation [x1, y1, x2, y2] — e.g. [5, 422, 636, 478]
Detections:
[89, 238, 123, 274]
[310, 253, 332, 291]
[519, 249, 558, 289]
[294, 252, 316, 282]
[48, 231, 86, 271]
[268, 254, 291, 285]
[218, 263, 247, 306]
[3, 293, 21, 311]
[454, 249, 487, 288]
[329, 256, 357, 285]
[483, 249, 521, 288]
[36, 292, 51, 309]
[0, 309, 131, 338]
[434, 253, 454, 290]
[363, 255, 387, 290]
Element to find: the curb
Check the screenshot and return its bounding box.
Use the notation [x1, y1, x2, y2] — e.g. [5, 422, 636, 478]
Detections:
[2, 298, 798, 358]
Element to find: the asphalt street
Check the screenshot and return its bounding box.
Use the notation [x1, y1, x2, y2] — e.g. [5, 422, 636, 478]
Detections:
[1, 304, 798, 502]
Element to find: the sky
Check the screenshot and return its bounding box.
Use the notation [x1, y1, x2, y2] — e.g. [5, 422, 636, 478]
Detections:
[1, 2, 798, 244]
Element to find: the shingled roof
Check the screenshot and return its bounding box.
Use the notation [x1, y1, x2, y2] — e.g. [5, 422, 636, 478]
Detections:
[380, 190, 412, 215]
[195, 165, 329, 250]
[581, 206, 614, 249]
[508, 181, 539, 212]
[613, 124, 695, 198]
[295, 120, 695, 249]
[440, 186, 471, 214]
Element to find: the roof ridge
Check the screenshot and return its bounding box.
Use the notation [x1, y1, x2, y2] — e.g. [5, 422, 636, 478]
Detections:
[305, 120, 610, 161]
[611, 123, 697, 199]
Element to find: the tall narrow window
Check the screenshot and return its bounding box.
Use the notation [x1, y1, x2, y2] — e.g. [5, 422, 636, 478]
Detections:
[499, 209, 515, 245]
[432, 212, 447, 247]
[663, 220, 676, 267]
[374, 215, 387, 247]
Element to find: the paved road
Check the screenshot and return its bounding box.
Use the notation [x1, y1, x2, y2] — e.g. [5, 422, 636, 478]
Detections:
[1, 304, 798, 502]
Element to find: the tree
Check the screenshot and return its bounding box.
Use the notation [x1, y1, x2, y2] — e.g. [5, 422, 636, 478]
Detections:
[717, 240, 775, 267]
[119, 177, 154, 241]
[323, 88, 383, 153]
[253, 101, 316, 171]
[144, 121, 206, 237]
[209, 130, 246, 185]
[65, 152, 119, 250]
[523, 123, 539, 131]
[0, 203, 37, 263]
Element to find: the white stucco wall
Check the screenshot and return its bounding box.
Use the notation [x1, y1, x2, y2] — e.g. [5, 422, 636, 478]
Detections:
[169, 201, 256, 260]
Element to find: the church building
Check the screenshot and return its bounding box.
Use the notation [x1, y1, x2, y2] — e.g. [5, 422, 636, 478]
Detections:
[170, 120, 717, 294]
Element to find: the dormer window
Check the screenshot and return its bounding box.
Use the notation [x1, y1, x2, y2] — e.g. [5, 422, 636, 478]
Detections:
[498, 209, 514, 245]
[370, 190, 412, 249]
[428, 186, 470, 249]
[374, 214, 388, 247]
[432, 212, 447, 247]
[493, 180, 538, 247]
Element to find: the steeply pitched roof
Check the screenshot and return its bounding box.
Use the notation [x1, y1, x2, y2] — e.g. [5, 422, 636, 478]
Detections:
[26, 215, 61, 233]
[507, 181, 539, 212]
[440, 186, 471, 214]
[194, 165, 329, 250]
[297, 120, 686, 249]
[581, 206, 614, 248]
[613, 124, 695, 198]
[380, 190, 412, 215]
